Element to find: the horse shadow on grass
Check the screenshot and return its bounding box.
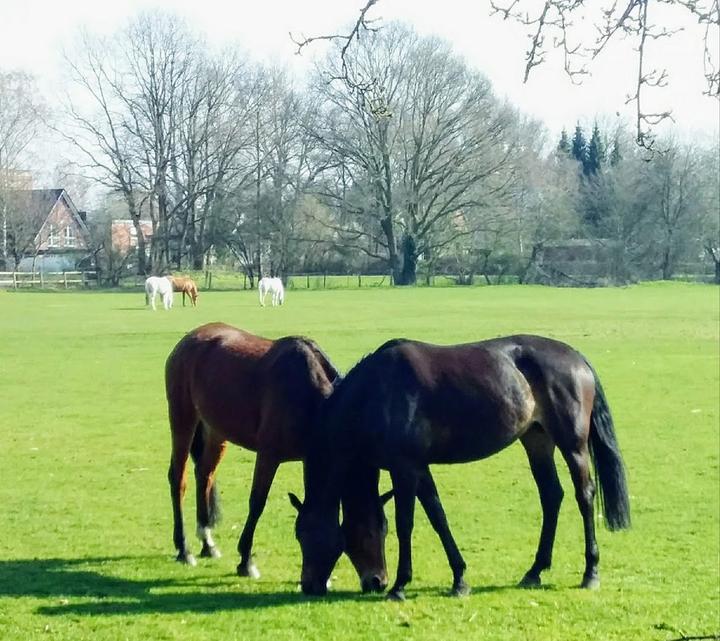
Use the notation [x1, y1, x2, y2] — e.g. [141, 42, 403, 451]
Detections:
[0, 556, 392, 616]
[1, 556, 541, 617]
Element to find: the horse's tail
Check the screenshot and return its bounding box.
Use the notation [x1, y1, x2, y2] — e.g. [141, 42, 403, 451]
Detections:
[586, 362, 631, 531]
[189, 423, 221, 527]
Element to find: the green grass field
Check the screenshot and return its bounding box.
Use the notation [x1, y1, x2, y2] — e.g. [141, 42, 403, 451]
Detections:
[0, 283, 718, 641]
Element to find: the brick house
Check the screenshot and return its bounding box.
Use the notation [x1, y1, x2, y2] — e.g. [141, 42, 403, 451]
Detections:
[9, 189, 92, 272]
[111, 219, 153, 256]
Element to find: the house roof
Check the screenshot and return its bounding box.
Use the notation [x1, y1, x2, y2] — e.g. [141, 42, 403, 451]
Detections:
[29, 189, 90, 246]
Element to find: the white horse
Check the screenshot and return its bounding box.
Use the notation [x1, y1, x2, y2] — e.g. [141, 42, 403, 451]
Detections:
[258, 276, 285, 307]
[145, 276, 174, 311]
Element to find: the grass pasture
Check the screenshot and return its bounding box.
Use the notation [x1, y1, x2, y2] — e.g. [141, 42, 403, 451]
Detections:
[0, 282, 718, 641]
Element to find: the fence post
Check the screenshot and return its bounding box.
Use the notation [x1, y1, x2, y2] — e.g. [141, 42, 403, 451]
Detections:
[306, 274, 310, 289]
[208, 271, 213, 290]
[323, 273, 327, 288]
[63, 272, 68, 289]
[12, 271, 17, 289]
[40, 271, 44, 288]
[358, 274, 362, 288]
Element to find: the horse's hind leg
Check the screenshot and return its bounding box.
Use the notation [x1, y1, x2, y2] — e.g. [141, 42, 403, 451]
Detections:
[236, 452, 279, 578]
[519, 424, 564, 588]
[417, 467, 469, 597]
[193, 431, 227, 559]
[168, 423, 196, 565]
[561, 442, 600, 589]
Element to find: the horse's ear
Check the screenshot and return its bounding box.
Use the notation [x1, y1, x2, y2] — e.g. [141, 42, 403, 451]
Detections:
[288, 492, 303, 512]
[380, 490, 394, 505]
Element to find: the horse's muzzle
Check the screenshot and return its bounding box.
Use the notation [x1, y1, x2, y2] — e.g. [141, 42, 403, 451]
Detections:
[361, 574, 388, 593]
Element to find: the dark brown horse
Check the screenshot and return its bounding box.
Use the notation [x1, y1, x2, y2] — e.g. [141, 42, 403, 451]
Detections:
[166, 323, 391, 591]
[169, 276, 199, 307]
[292, 335, 631, 599]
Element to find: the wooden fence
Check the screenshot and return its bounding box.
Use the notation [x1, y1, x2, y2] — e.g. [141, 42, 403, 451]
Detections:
[0, 271, 98, 289]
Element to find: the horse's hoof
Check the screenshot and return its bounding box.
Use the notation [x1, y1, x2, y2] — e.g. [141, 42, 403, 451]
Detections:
[450, 581, 471, 597]
[386, 589, 406, 602]
[200, 544, 222, 559]
[580, 575, 600, 590]
[176, 552, 197, 567]
[237, 562, 261, 579]
[518, 573, 542, 589]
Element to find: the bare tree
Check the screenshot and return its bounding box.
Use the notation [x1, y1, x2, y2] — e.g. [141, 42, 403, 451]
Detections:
[62, 29, 149, 274]
[305, 1, 719, 150]
[644, 139, 718, 279]
[490, 0, 719, 148]
[309, 24, 518, 284]
[0, 72, 47, 267]
[172, 52, 264, 269]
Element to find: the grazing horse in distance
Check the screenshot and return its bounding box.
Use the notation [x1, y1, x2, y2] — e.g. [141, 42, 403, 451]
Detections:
[293, 335, 631, 599]
[165, 323, 391, 591]
[145, 276, 173, 311]
[169, 276, 199, 307]
[258, 276, 285, 307]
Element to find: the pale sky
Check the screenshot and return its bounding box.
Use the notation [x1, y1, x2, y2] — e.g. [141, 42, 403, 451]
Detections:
[1, 0, 718, 149]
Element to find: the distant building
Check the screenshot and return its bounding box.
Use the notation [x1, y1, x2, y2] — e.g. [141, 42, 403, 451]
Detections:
[10, 189, 93, 272]
[111, 219, 153, 256]
[530, 239, 621, 285]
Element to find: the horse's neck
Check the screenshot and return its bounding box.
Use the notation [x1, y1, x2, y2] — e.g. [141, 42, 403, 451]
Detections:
[303, 445, 346, 510]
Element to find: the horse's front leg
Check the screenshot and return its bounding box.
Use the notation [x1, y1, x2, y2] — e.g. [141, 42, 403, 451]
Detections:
[417, 468, 469, 596]
[387, 465, 419, 601]
[237, 452, 279, 578]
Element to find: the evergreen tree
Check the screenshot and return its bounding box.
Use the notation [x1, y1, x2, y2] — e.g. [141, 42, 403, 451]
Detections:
[585, 123, 605, 176]
[571, 124, 587, 167]
[610, 135, 622, 166]
[557, 128, 571, 155]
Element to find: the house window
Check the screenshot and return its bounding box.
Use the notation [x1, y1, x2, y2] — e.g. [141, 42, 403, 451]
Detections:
[65, 226, 76, 247]
[48, 225, 58, 247]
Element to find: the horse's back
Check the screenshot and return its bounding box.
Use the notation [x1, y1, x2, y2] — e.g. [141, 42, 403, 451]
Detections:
[335, 335, 594, 464]
[165, 324, 334, 455]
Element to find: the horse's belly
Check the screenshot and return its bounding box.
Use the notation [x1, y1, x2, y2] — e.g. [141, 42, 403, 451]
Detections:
[428, 426, 521, 464]
[197, 407, 260, 452]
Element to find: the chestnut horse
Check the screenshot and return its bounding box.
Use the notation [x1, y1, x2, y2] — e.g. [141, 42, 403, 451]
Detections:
[165, 323, 391, 591]
[293, 335, 631, 599]
[169, 276, 199, 307]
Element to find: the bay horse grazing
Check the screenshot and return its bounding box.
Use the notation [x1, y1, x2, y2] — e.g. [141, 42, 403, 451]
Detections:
[145, 276, 173, 311]
[169, 276, 199, 307]
[258, 277, 284, 307]
[293, 335, 631, 599]
[165, 323, 391, 591]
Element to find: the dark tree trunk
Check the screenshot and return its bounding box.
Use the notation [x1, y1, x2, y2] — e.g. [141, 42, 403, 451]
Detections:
[705, 244, 720, 284]
[128, 202, 147, 276]
[395, 234, 417, 286]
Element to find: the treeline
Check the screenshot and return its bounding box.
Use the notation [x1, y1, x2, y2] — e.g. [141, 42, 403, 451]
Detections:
[3, 12, 719, 285]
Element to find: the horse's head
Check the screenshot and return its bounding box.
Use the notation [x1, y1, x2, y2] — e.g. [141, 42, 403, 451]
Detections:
[289, 470, 392, 595]
[289, 493, 344, 596]
[342, 488, 393, 593]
